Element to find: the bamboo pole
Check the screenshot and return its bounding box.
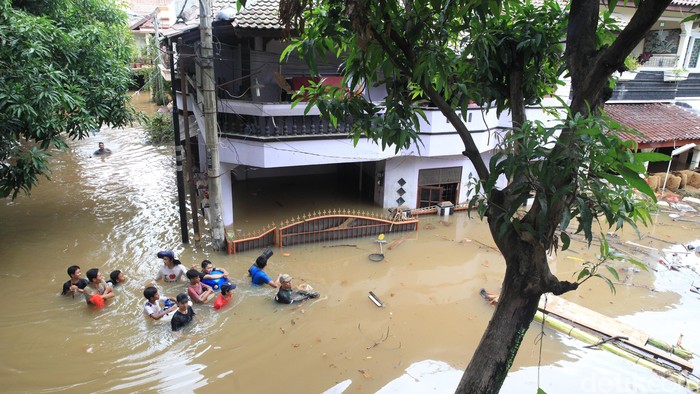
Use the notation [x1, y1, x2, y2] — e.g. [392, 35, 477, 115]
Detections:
[534, 311, 699, 390]
[647, 337, 694, 360]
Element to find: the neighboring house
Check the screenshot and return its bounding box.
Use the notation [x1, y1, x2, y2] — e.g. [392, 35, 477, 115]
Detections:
[160, 0, 700, 228]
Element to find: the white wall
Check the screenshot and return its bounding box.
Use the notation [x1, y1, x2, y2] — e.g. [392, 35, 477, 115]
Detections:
[382, 154, 484, 209]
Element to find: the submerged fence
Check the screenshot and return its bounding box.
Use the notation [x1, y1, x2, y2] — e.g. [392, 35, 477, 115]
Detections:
[226, 209, 420, 254]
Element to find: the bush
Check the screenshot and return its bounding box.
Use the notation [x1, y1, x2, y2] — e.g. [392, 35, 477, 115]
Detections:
[144, 112, 173, 144]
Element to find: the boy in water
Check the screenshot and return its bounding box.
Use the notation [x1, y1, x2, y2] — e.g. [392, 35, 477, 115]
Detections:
[83, 268, 116, 306]
[143, 286, 177, 320]
[213, 282, 236, 310]
[61, 265, 89, 297]
[171, 293, 195, 331]
[186, 269, 215, 304]
[107, 270, 127, 287]
[198, 259, 229, 282]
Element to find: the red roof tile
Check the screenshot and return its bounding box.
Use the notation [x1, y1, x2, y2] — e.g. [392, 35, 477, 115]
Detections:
[605, 103, 700, 145]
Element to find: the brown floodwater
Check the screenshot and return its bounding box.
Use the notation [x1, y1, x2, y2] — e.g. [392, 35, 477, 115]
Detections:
[1, 93, 700, 393]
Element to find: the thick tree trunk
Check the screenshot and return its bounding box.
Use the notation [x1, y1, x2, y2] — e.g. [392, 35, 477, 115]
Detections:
[456, 243, 543, 393]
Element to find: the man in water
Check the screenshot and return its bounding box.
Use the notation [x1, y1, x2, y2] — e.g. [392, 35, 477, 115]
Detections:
[94, 142, 112, 155]
[274, 274, 319, 304]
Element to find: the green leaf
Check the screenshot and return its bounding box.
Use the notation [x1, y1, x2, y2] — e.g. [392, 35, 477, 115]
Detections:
[605, 265, 620, 281]
[577, 268, 591, 281]
[560, 232, 570, 251]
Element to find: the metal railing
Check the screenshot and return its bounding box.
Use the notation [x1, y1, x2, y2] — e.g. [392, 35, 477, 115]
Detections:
[225, 210, 420, 254]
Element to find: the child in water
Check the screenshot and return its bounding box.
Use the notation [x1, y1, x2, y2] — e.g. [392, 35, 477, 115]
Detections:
[186, 269, 215, 303]
[171, 293, 195, 331]
[213, 282, 236, 310]
[143, 286, 177, 320]
[107, 270, 127, 287]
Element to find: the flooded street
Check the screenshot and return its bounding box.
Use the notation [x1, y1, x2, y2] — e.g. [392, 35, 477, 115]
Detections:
[1, 94, 700, 393]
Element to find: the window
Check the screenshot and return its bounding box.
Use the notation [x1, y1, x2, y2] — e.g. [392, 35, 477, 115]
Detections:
[417, 167, 462, 208]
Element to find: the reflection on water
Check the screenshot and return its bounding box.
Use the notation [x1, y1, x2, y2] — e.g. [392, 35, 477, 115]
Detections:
[1, 94, 699, 393]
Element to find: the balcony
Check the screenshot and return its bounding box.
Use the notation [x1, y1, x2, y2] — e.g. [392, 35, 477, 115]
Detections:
[218, 111, 351, 139]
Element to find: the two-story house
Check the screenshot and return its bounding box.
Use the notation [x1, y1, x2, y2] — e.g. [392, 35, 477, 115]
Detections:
[157, 0, 700, 229]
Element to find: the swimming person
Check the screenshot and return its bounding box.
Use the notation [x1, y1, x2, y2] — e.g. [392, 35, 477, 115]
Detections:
[94, 142, 111, 155]
[107, 269, 127, 287]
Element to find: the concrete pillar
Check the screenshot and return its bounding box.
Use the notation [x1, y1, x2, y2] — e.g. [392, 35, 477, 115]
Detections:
[641, 148, 655, 171]
[690, 147, 700, 170]
[220, 162, 236, 227]
[677, 21, 693, 68]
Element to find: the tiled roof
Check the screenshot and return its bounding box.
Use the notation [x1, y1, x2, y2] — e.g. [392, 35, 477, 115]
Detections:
[605, 103, 700, 144]
[232, 0, 282, 29]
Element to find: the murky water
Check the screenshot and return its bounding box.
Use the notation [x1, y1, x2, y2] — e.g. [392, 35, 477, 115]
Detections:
[1, 93, 700, 393]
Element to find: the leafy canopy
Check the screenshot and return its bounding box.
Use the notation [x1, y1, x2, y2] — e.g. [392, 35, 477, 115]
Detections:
[0, 0, 139, 198]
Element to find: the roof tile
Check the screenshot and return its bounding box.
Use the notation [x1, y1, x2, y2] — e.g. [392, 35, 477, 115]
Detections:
[605, 103, 700, 144]
[233, 0, 282, 29]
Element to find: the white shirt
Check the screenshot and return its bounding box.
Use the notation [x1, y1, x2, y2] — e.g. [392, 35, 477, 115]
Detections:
[143, 300, 163, 317]
[157, 264, 187, 282]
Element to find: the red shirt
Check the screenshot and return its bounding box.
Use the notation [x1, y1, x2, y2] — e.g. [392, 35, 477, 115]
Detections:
[213, 294, 231, 310]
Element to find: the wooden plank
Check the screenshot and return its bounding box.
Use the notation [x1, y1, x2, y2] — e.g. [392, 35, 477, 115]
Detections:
[539, 295, 693, 371]
[539, 295, 649, 347]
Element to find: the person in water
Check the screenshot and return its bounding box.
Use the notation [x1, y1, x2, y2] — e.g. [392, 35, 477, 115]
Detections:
[171, 293, 195, 332]
[155, 251, 187, 282]
[83, 268, 115, 306]
[94, 142, 111, 155]
[107, 270, 127, 287]
[213, 282, 236, 310]
[61, 265, 89, 297]
[143, 286, 177, 320]
[248, 253, 280, 288]
[197, 259, 229, 282]
[186, 269, 215, 304]
[274, 274, 320, 304]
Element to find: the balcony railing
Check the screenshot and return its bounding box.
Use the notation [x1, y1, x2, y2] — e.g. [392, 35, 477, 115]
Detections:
[642, 55, 679, 68]
[218, 112, 351, 138]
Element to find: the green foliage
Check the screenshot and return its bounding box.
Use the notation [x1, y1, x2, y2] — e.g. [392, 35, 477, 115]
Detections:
[143, 113, 173, 144]
[624, 56, 641, 71]
[138, 35, 171, 106]
[282, 0, 567, 153]
[574, 234, 648, 294]
[468, 110, 666, 249]
[0, 0, 138, 198]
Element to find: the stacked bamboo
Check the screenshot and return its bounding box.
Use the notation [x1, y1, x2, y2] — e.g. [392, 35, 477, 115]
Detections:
[534, 311, 699, 390]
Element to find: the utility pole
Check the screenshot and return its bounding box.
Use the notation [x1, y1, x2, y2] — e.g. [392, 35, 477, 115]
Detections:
[199, 0, 226, 249]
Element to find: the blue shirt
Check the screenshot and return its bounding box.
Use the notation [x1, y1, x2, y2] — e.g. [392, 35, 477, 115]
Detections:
[248, 265, 271, 286]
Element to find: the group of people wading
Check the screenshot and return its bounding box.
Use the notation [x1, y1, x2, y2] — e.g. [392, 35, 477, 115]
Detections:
[60, 248, 319, 332]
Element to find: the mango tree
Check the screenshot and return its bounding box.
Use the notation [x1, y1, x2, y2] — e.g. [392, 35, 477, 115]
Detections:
[273, 0, 672, 392]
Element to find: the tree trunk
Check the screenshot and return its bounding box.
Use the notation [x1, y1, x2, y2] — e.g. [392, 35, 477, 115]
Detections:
[456, 241, 544, 393]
